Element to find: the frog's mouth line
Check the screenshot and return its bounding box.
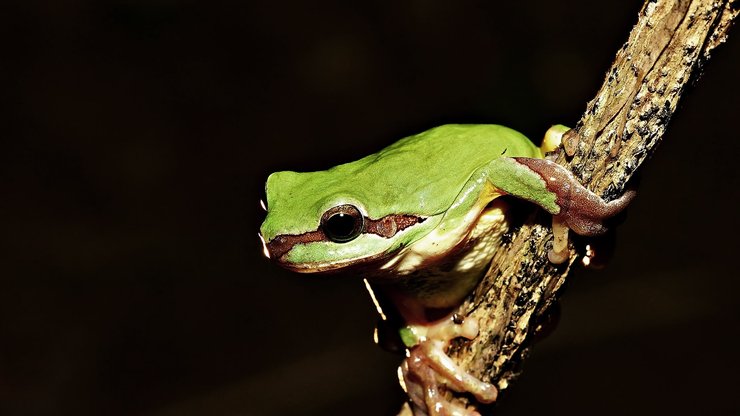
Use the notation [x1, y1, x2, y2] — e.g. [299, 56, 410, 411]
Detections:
[264, 214, 426, 264]
[277, 252, 392, 274]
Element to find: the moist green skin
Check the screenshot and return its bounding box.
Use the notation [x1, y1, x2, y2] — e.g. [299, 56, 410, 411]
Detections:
[260, 124, 540, 242]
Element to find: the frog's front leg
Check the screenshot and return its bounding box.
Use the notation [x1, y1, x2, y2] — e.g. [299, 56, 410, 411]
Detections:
[485, 157, 635, 264]
[509, 157, 635, 262]
[399, 313, 496, 416]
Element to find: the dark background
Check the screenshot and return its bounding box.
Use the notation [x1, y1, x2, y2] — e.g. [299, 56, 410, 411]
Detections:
[2, 1, 739, 415]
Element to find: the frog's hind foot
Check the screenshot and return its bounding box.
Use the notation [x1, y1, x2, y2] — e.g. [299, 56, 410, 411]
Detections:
[399, 315, 497, 415]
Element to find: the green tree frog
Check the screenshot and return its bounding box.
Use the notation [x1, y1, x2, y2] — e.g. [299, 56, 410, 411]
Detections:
[259, 124, 633, 416]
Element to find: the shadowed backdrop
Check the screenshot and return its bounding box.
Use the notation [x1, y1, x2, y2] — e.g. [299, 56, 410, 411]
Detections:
[2, 1, 739, 415]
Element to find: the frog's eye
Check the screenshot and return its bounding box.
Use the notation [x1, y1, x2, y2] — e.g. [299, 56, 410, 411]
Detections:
[321, 204, 364, 243]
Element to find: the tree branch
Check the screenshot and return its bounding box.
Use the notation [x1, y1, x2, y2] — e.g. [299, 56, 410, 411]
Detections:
[437, 0, 737, 412]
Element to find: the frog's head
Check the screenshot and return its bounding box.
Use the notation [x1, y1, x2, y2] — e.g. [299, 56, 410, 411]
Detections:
[259, 170, 436, 273]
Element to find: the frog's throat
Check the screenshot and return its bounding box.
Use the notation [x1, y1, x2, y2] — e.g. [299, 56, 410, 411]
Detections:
[374, 200, 509, 311]
[265, 213, 426, 262]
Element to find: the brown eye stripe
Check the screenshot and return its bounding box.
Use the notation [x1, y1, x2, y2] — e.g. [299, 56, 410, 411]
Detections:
[364, 214, 425, 238]
[266, 229, 326, 260]
[266, 214, 425, 259]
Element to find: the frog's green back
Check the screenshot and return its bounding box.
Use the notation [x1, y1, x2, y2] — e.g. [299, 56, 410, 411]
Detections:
[262, 124, 540, 240]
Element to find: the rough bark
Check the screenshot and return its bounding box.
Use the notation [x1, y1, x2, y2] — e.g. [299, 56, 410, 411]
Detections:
[436, 0, 737, 412]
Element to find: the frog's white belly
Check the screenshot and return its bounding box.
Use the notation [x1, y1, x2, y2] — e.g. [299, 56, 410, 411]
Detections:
[378, 202, 510, 309]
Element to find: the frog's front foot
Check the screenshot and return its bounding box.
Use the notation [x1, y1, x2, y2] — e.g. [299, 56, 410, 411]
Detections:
[511, 157, 636, 264]
[398, 314, 497, 416]
[547, 184, 636, 264]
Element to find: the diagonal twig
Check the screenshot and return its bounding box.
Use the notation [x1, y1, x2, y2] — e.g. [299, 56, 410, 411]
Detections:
[433, 0, 738, 412]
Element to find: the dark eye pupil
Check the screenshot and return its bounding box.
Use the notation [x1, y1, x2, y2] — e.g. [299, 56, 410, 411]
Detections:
[321, 205, 363, 243]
